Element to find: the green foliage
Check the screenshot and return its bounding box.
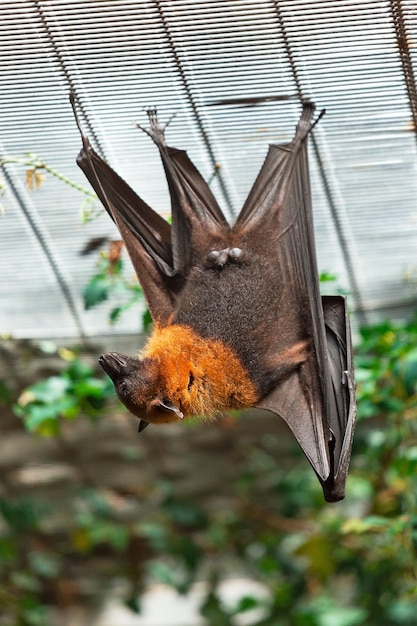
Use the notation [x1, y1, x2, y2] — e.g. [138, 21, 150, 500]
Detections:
[83, 249, 151, 329]
[0, 489, 144, 625]
[13, 351, 113, 435]
[0, 379, 13, 405]
[319, 271, 348, 295]
[0, 497, 51, 625]
[3, 312, 417, 624]
[0, 152, 99, 211]
[319, 271, 338, 284]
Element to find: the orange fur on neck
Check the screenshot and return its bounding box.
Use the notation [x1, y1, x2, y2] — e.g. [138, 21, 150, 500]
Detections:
[142, 324, 258, 418]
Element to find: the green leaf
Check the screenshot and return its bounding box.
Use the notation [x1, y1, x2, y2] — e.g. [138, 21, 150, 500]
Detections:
[0, 498, 42, 532]
[88, 522, 129, 551]
[109, 305, 124, 323]
[0, 379, 13, 404]
[138, 522, 169, 552]
[124, 595, 141, 614]
[65, 359, 93, 381]
[233, 594, 261, 614]
[11, 571, 41, 592]
[200, 589, 233, 625]
[83, 273, 111, 309]
[25, 376, 69, 403]
[24, 396, 78, 431]
[147, 560, 177, 587]
[28, 551, 61, 578]
[73, 377, 108, 399]
[404, 446, 417, 461]
[165, 501, 207, 528]
[387, 600, 417, 623]
[319, 271, 338, 283]
[394, 348, 417, 395]
[319, 607, 368, 626]
[0, 537, 17, 564]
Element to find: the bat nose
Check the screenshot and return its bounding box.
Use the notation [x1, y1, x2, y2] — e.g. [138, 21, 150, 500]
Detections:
[99, 352, 129, 378]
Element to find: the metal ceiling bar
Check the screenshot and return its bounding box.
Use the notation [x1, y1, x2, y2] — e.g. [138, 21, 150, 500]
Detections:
[1, 165, 86, 338]
[0, 0, 119, 341]
[33, 0, 107, 158]
[389, 0, 417, 147]
[153, 0, 235, 217]
[271, 0, 367, 325]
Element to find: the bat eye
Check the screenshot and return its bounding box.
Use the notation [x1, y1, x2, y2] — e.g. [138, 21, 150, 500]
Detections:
[229, 247, 243, 259]
[118, 380, 127, 393]
[207, 250, 219, 262]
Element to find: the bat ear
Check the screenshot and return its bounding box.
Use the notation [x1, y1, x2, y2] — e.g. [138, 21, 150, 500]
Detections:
[156, 398, 184, 419]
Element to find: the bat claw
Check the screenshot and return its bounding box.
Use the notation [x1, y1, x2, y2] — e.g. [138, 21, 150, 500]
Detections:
[138, 419, 149, 433]
[135, 110, 178, 146]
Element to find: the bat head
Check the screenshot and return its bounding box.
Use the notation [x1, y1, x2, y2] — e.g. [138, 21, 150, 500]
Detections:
[98, 352, 184, 427]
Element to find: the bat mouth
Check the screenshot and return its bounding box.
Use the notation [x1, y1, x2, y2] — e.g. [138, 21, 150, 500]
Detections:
[99, 352, 130, 379]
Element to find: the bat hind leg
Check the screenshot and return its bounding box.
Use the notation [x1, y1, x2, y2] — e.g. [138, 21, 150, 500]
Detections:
[261, 339, 311, 393]
[136, 109, 177, 146]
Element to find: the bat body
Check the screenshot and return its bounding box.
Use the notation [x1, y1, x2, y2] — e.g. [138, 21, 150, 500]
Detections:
[72, 96, 356, 501]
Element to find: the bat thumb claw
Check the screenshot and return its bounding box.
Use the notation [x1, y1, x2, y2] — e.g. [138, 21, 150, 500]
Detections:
[138, 419, 150, 433]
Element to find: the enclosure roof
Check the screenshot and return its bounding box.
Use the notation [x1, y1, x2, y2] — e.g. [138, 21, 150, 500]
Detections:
[1, 0, 417, 340]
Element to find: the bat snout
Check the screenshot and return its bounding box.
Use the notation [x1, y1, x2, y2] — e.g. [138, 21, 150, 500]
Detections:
[99, 352, 130, 379]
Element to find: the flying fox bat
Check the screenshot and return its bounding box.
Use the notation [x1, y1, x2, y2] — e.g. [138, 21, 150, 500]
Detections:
[71, 95, 356, 502]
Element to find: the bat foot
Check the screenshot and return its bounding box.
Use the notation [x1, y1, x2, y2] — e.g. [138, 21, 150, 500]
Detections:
[135, 110, 178, 146]
[206, 247, 244, 271]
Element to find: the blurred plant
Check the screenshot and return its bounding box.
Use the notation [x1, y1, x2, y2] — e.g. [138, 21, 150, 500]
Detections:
[2, 311, 417, 624]
[82, 239, 152, 329]
[13, 349, 114, 436]
[0, 152, 101, 218]
[0, 153, 92, 197]
[319, 271, 349, 296]
[0, 151, 150, 329]
[0, 488, 152, 626]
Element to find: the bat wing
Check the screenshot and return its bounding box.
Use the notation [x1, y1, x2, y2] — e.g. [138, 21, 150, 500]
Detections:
[137, 111, 230, 272]
[239, 103, 356, 501]
[256, 296, 356, 502]
[71, 96, 229, 322]
[321, 295, 356, 499]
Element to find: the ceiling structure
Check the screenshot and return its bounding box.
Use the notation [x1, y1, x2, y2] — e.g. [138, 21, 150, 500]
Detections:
[1, 0, 417, 340]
